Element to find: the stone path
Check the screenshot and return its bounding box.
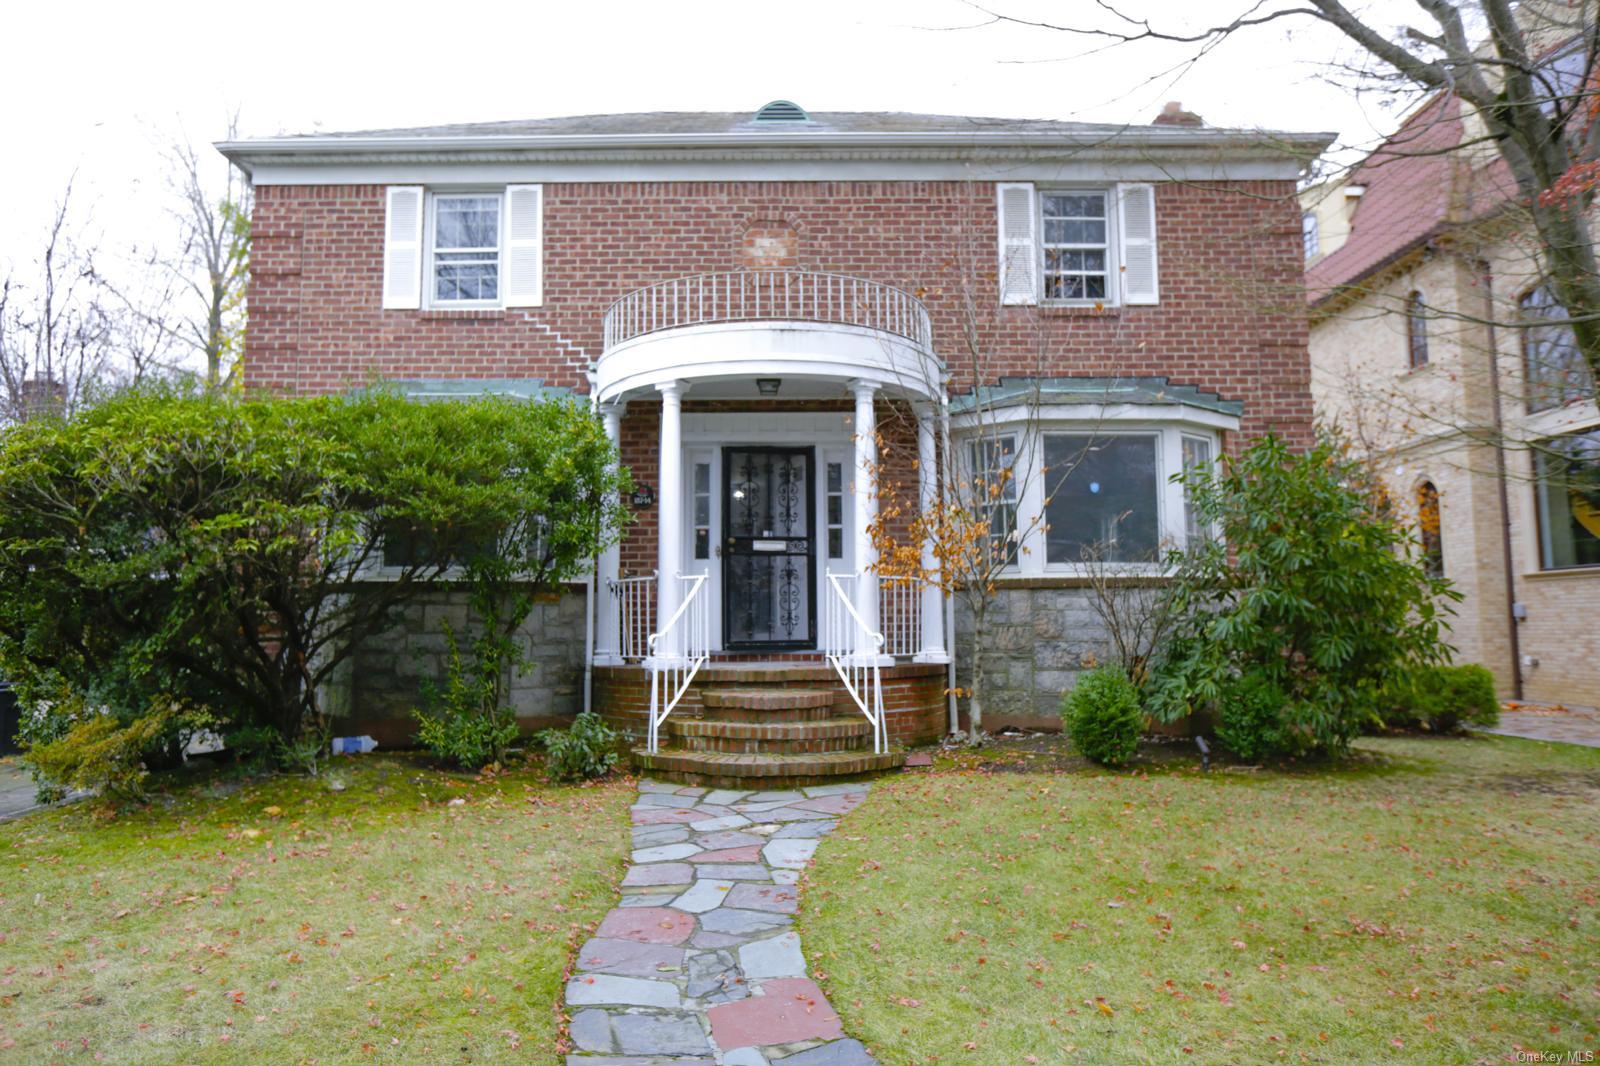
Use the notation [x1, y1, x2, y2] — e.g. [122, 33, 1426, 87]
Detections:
[1483, 702, 1600, 749]
[565, 779, 876, 1066]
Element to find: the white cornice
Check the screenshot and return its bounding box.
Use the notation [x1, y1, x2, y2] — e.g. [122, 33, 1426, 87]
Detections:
[218, 128, 1335, 185]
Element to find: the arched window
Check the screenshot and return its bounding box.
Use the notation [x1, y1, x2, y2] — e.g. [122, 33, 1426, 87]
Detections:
[1407, 290, 1429, 369]
[1417, 480, 1443, 577]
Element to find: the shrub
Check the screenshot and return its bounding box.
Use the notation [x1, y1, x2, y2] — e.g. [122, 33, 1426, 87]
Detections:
[538, 712, 620, 783]
[24, 703, 176, 804]
[1213, 674, 1304, 761]
[1379, 663, 1500, 733]
[1148, 434, 1459, 757]
[0, 386, 628, 754]
[1063, 666, 1145, 768]
[413, 620, 520, 770]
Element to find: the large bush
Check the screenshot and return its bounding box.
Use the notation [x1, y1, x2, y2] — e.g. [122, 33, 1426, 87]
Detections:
[0, 387, 628, 781]
[1063, 666, 1145, 767]
[1148, 435, 1458, 757]
[1378, 663, 1500, 733]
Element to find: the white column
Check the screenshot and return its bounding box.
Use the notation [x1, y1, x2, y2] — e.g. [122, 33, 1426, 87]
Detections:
[654, 381, 685, 660]
[850, 380, 883, 660]
[593, 402, 625, 665]
[913, 401, 949, 663]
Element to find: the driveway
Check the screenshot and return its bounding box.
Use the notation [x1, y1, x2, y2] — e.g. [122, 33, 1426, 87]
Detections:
[0, 758, 47, 820]
[1482, 702, 1600, 749]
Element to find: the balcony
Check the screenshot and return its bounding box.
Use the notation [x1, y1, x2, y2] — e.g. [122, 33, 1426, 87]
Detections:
[594, 270, 942, 403]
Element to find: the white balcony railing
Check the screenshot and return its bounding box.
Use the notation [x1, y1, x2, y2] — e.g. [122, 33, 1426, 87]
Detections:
[602, 270, 933, 352]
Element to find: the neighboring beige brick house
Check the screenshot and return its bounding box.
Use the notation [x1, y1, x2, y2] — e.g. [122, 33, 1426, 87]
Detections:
[1304, 79, 1599, 707]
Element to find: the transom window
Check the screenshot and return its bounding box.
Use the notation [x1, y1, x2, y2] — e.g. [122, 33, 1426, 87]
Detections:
[432, 194, 502, 304]
[1041, 192, 1109, 301]
[1535, 429, 1600, 570]
[1044, 434, 1161, 564]
[1521, 284, 1593, 412]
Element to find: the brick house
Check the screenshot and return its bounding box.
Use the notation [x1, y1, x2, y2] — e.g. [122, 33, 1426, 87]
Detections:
[220, 102, 1330, 784]
[1304, 62, 1599, 708]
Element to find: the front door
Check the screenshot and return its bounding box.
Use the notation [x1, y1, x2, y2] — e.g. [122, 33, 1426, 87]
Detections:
[722, 447, 815, 650]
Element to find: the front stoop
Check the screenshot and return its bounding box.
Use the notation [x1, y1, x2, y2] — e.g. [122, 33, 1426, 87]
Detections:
[633, 686, 906, 787]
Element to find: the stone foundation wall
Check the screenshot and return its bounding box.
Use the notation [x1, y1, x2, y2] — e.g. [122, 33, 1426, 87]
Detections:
[953, 582, 1117, 731]
[332, 583, 589, 746]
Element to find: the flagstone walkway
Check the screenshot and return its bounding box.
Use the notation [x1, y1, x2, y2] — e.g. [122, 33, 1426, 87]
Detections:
[564, 779, 876, 1066]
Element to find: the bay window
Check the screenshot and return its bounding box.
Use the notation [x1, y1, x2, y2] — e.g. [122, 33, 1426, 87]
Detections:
[954, 415, 1224, 575]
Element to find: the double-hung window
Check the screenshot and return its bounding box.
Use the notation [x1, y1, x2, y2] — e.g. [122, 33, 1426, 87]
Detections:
[431, 194, 503, 305]
[968, 435, 1019, 566]
[1041, 192, 1111, 302]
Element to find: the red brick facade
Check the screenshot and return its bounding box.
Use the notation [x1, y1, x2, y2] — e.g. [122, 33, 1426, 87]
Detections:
[246, 179, 1312, 447]
[248, 178, 1312, 577]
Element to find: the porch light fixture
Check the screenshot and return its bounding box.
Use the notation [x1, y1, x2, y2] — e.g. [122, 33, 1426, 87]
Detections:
[756, 377, 782, 396]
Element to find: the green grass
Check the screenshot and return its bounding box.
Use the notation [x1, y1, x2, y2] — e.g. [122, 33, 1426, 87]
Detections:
[801, 735, 1600, 1064]
[0, 756, 632, 1064]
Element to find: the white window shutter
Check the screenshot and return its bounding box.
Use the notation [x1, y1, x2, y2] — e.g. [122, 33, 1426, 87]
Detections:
[382, 186, 424, 310]
[1118, 183, 1159, 305]
[504, 184, 543, 308]
[996, 182, 1037, 305]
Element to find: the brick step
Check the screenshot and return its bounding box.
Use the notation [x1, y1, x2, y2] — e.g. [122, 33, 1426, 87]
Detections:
[630, 747, 906, 789]
[699, 687, 839, 723]
[667, 715, 873, 754]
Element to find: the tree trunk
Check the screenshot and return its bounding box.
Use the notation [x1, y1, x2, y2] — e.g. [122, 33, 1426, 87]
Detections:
[967, 608, 986, 746]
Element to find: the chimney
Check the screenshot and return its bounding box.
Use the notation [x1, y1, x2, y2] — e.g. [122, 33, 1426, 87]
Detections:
[1152, 101, 1204, 127]
[16, 377, 67, 421]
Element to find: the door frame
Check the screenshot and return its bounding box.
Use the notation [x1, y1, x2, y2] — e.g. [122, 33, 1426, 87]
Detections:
[720, 445, 817, 651]
[678, 412, 857, 654]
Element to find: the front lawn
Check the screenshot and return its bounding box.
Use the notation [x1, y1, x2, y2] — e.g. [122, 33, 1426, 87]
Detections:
[0, 756, 632, 1064]
[801, 735, 1600, 1064]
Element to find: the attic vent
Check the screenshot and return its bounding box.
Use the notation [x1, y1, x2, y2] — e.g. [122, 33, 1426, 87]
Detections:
[754, 100, 810, 123]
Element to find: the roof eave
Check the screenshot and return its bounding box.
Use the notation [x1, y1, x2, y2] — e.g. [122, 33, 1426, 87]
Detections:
[216, 127, 1336, 174]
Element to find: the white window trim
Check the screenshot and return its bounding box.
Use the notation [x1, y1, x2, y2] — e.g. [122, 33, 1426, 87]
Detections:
[425, 190, 505, 310]
[951, 405, 1232, 577]
[1038, 186, 1119, 307]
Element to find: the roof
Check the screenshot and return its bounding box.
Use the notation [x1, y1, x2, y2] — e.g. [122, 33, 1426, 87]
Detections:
[216, 108, 1335, 179]
[251, 109, 1306, 142]
[949, 377, 1243, 417]
[1305, 94, 1517, 305]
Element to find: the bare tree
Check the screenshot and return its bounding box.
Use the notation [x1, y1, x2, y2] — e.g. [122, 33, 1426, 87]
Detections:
[0, 180, 118, 422]
[157, 118, 251, 392]
[978, 0, 1600, 403]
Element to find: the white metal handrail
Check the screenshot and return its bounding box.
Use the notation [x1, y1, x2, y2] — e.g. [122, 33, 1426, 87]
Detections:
[823, 570, 888, 755]
[602, 270, 934, 352]
[611, 572, 657, 662]
[879, 576, 922, 659]
[646, 572, 710, 754]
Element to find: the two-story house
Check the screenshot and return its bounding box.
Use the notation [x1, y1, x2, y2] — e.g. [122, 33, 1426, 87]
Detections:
[220, 101, 1330, 785]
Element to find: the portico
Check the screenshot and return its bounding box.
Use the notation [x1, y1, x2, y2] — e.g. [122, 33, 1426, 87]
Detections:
[588, 270, 951, 776]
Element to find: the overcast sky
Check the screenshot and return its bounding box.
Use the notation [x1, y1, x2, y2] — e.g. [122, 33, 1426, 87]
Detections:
[5, 0, 1423, 293]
